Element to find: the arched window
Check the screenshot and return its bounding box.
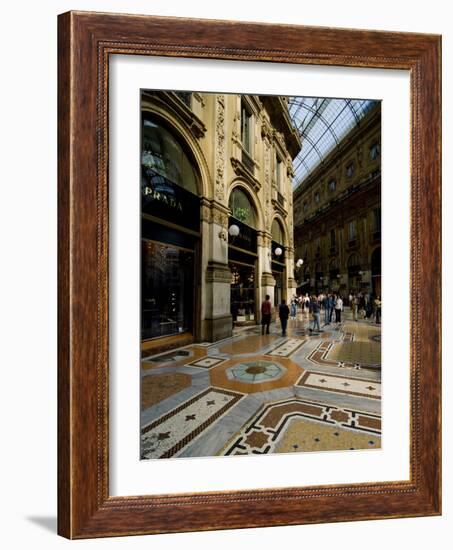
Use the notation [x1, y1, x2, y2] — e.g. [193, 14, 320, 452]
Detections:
[229, 188, 256, 228]
[141, 114, 200, 195]
[271, 219, 285, 245]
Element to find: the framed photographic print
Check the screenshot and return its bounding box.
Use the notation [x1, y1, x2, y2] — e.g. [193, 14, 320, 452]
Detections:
[58, 11, 441, 538]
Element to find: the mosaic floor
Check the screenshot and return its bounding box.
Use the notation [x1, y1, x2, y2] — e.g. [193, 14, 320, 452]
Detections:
[141, 309, 381, 459]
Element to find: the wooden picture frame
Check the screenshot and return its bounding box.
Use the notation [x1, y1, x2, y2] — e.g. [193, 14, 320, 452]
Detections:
[58, 10, 441, 538]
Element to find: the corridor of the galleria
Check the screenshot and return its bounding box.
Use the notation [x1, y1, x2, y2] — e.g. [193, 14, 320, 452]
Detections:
[140, 91, 381, 458]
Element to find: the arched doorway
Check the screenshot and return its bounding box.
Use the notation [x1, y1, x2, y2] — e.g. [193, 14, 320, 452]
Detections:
[228, 187, 258, 325]
[371, 247, 381, 296]
[141, 112, 202, 342]
[347, 253, 362, 293]
[271, 218, 286, 307]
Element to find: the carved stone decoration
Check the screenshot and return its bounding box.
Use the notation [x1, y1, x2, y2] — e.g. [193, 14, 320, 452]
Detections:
[261, 117, 273, 141]
[288, 214, 294, 249]
[263, 141, 272, 231]
[232, 111, 240, 141]
[215, 95, 226, 203]
[218, 229, 228, 242]
[212, 209, 228, 228]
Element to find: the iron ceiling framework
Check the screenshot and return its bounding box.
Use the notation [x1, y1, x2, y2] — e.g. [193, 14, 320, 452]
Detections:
[288, 97, 377, 188]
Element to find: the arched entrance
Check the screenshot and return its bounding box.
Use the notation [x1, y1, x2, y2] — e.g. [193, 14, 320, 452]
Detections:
[271, 218, 286, 307]
[228, 187, 258, 325]
[141, 112, 202, 342]
[347, 253, 362, 293]
[371, 247, 381, 296]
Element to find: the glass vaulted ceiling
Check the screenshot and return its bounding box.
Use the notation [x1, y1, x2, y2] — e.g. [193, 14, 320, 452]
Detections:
[288, 97, 377, 189]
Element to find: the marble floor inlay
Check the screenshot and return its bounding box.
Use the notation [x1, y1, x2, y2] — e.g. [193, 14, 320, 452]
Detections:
[267, 338, 307, 357]
[141, 387, 244, 459]
[140, 317, 381, 458]
[221, 397, 381, 456]
[297, 371, 381, 399]
[227, 360, 286, 383]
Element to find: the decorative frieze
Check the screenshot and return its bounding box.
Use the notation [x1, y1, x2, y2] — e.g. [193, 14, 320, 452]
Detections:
[200, 198, 230, 228]
[263, 141, 272, 231]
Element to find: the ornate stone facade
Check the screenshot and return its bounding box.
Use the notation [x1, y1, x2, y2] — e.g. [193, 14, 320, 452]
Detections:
[293, 104, 381, 296]
[141, 91, 301, 342]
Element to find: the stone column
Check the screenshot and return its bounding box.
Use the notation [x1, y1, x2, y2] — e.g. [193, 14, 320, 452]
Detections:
[286, 246, 297, 300]
[258, 231, 275, 321]
[201, 201, 233, 342]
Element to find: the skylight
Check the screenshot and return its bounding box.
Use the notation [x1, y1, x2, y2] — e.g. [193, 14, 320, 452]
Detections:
[288, 97, 377, 188]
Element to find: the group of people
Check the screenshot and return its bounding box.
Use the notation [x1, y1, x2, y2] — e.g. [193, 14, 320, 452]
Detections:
[260, 294, 293, 337]
[347, 291, 381, 323]
[261, 291, 382, 336]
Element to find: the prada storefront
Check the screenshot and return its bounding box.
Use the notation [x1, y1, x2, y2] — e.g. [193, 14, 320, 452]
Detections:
[141, 113, 201, 342]
[228, 188, 258, 325]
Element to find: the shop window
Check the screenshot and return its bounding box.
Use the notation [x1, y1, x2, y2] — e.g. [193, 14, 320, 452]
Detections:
[141, 115, 199, 195]
[141, 241, 194, 340]
[230, 263, 255, 322]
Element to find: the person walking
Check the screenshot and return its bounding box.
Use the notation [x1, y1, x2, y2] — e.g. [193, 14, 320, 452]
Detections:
[323, 293, 332, 325]
[261, 294, 272, 335]
[327, 294, 333, 324]
[279, 299, 290, 336]
[335, 294, 343, 324]
[309, 295, 321, 333]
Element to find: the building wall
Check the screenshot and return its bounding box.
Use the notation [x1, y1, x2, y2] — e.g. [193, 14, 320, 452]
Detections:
[141, 91, 301, 342]
[293, 104, 381, 296]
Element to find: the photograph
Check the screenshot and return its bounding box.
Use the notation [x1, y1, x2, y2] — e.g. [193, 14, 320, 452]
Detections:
[140, 90, 382, 459]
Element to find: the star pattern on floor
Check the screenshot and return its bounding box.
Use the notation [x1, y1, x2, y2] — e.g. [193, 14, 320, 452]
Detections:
[141, 314, 381, 458]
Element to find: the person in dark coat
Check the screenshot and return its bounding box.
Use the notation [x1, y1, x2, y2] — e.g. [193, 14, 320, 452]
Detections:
[278, 299, 290, 336]
[261, 294, 272, 335]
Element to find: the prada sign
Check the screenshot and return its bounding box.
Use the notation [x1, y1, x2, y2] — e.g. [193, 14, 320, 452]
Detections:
[141, 167, 200, 232]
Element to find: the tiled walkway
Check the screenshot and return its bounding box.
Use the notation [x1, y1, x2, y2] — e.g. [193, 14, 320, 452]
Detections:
[141, 309, 381, 459]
